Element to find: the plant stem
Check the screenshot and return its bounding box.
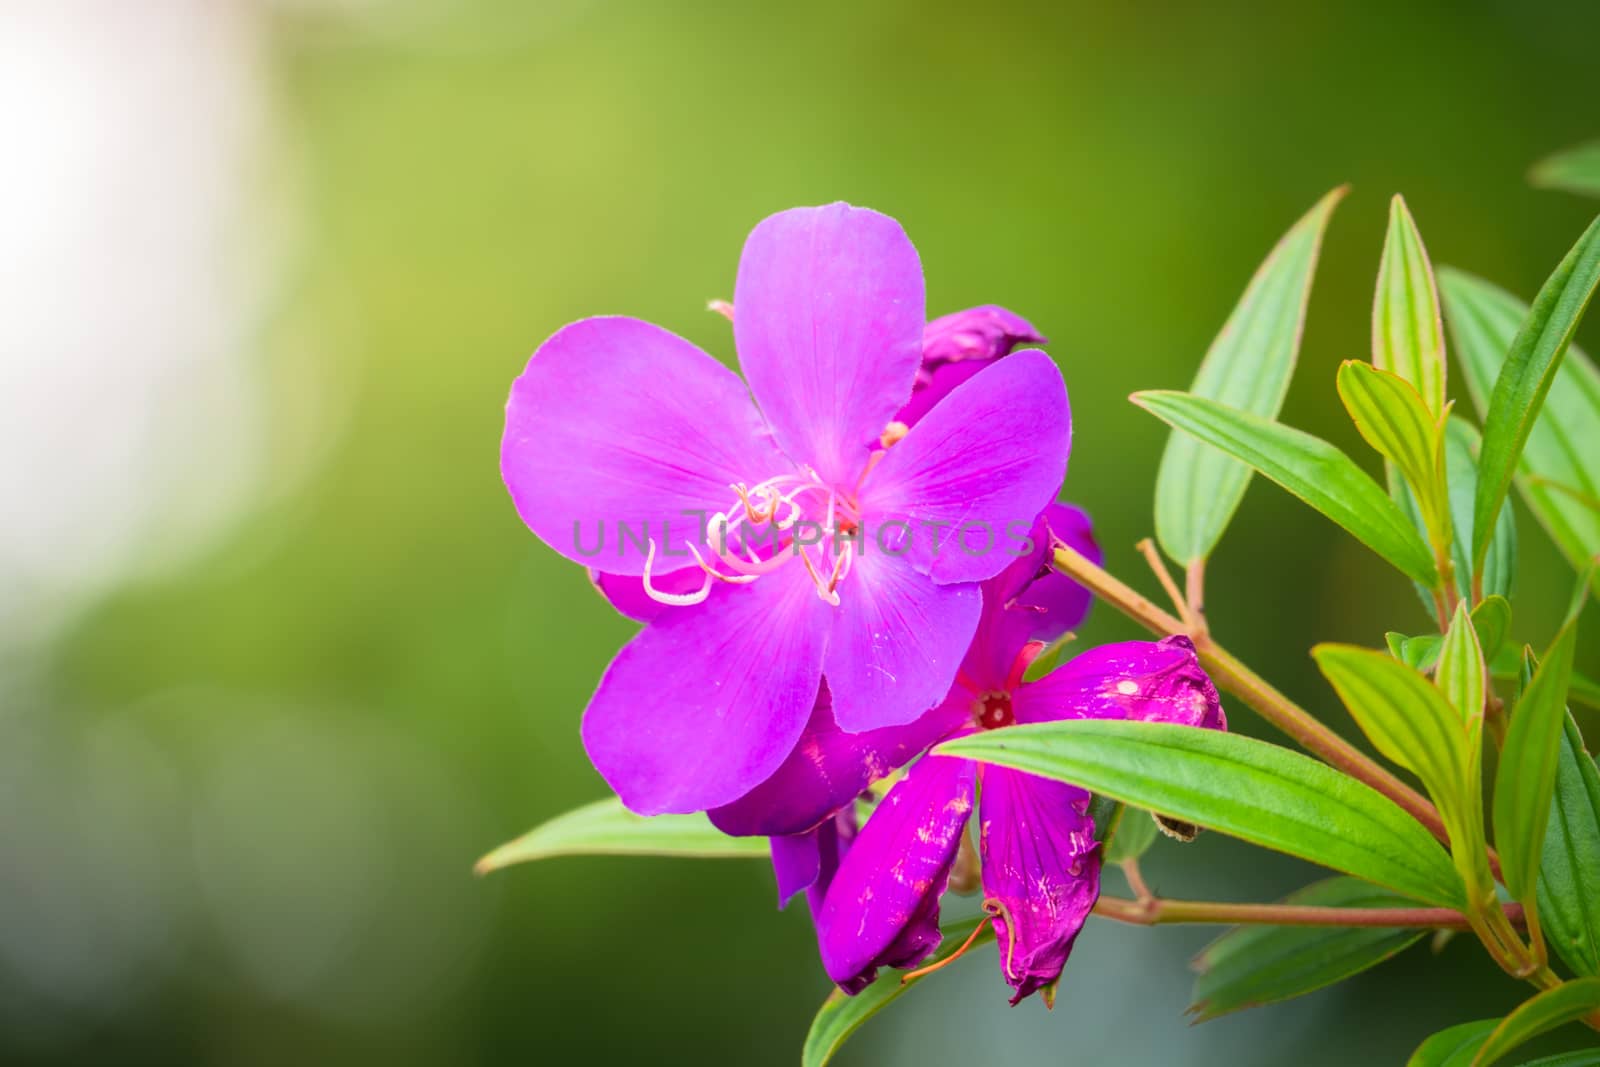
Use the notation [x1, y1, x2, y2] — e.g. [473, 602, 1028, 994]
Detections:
[1052, 545, 1450, 843]
[1092, 894, 1523, 930]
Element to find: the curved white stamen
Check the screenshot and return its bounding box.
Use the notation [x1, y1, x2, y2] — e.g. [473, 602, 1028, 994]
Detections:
[641, 539, 713, 607]
[684, 542, 758, 585]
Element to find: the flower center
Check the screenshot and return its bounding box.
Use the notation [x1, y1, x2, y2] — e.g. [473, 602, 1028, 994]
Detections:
[640, 468, 861, 608]
[974, 690, 1015, 730]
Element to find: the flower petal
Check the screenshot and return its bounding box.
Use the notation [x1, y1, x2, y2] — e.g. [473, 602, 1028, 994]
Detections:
[961, 503, 1102, 692]
[898, 305, 1046, 426]
[860, 350, 1071, 585]
[817, 754, 975, 992]
[770, 832, 822, 910]
[503, 316, 791, 574]
[824, 550, 981, 732]
[709, 680, 966, 837]
[978, 764, 1101, 1004]
[587, 567, 707, 623]
[734, 204, 924, 486]
[580, 562, 831, 815]
[1013, 635, 1225, 730]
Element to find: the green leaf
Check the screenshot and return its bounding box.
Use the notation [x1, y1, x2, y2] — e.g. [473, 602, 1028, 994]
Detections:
[1521, 1053, 1600, 1067]
[1338, 361, 1452, 558]
[473, 797, 766, 874]
[1189, 876, 1426, 1021]
[1373, 195, 1448, 415]
[1133, 390, 1440, 586]
[1573, 669, 1600, 711]
[1471, 595, 1513, 661]
[802, 917, 994, 1067]
[1153, 187, 1346, 565]
[1445, 217, 1600, 583]
[1532, 140, 1600, 198]
[1493, 592, 1584, 904]
[1442, 269, 1600, 588]
[1104, 805, 1159, 864]
[1472, 978, 1600, 1066]
[1408, 1020, 1498, 1067]
[1538, 714, 1600, 977]
[1436, 602, 1488, 729]
[937, 720, 1464, 908]
[1389, 631, 1443, 672]
[1314, 643, 1491, 903]
[1445, 419, 1519, 601]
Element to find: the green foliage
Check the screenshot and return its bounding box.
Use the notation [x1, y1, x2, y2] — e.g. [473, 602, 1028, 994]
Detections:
[1474, 978, 1600, 1065]
[1440, 268, 1600, 588]
[1133, 390, 1440, 586]
[1189, 877, 1426, 1021]
[1532, 140, 1600, 198]
[1538, 715, 1600, 977]
[1338, 361, 1452, 559]
[1313, 642, 1491, 904]
[802, 918, 994, 1067]
[1104, 804, 1160, 864]
[1153, 187, 1345, 565]
[473, 797, 766, 873]
[938, 721, 1464, 908]
[1373, 194, 1448, 415]
[1493, 594, 1584, 907]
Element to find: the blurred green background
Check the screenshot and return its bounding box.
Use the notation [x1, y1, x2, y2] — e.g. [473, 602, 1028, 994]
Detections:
[5, 0, 1600, 1062]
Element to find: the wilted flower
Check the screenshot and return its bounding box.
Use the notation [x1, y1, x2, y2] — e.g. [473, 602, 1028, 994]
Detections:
[501, 204, 1071, 815]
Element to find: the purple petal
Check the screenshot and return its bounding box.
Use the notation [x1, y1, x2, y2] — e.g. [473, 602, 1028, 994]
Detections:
[961, 503, 1102, 692]
[709, 680, 967, 837]
[588, 567, 706, 623]
[1013, 635, 1225, 730]
[734, 204, 924, 486]
[817, 754, 975, 992]
[898, 306, 1046, 426]
[503, 316, 792, 575]
[823, 550, 982, 732]
[978, 764, 1101, 1004]
[860, 350, 1071, 585]
[580, 562, 831, 815]
[770, 832, 822, 910]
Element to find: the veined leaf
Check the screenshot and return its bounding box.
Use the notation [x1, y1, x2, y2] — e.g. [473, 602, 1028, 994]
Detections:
[1388, 631, 1443, 672]
[1190, 876, 1425, 1021]
[1471, 595, 1512, 662]
[1493, 590, 1584, 904]
[1133, 390, 1440, 586]
[1472, 978, 1600, 1066]
[1445, 419, 1518, 600]
[474, 797, 766, 874]
[1374, 194, 1448, 415]
[1538, 714, 1600, 977]
[1314, 644, 1490, 903]
[1442, 269, 1600, 589]
[1408, 1019, 1498, 1067]
[802, 917, 994, 1067]
[1338, 361, 1452, 558]
[1153, 187, 1346, 565]
[1472, 215, 1600, 583]
[1436, 602, 1488, 729]
[1532, 140, 1600, 198]
[938, 721, 1464, 908]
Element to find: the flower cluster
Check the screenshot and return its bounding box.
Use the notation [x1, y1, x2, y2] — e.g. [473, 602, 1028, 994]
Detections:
[501, 204, 1225, 1002]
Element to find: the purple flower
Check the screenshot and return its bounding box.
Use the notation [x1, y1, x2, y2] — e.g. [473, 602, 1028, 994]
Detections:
[897, 306, 1047, 428]
[500, 204, 1071, 815]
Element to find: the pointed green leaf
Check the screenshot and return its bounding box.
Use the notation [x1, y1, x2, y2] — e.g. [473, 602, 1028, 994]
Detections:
[474, 797, 766, 874]
[1408, 1019, 1498, 1067]
[1314, 643, 1490, 903]
[1437, 602, 1488, 729]
[1493, 591, 1584, 903]
[1133, 390, 1439, 586]
[1153, 187, 1346, 565]
[1374, 194, 1448, 415]
[802, 917, 994, 1067]
[1472, 978, 1600, 1066]
[1338, 361, 1453, 557]
[1449, 217, 1600, 582]
[1441, 268, 1600, 586]
[1189, 877, 1426, 1021]
[1532, 140, 1600, 198]
[1445, 419, 1518, 600]
[1538, 714, 1600, 977]
[1471, 595, 1512, 661]
[938, 721, 1464, 908]
[1104, 804, 1159, 864]
[1388, 631, 1443, 672]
